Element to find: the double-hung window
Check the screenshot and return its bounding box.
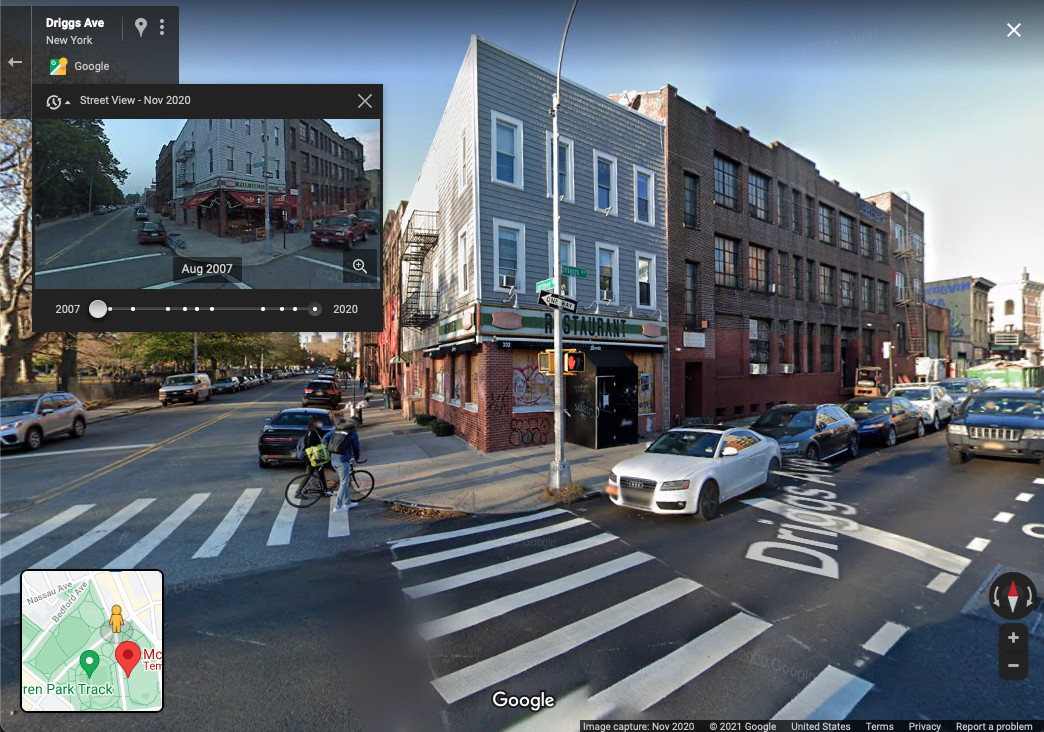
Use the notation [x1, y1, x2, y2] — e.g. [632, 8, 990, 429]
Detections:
[545, 133, 574, 202]
[635, 251, 656, 308]
[493, 219, 525, 291]
[593, 151, 618, 214]
[713, 156, 739, 210]
[714, 236, 739, 287]
[492, 112, 523, 188]
[597, 243, 619, 304]
[634, 166, 655, 225]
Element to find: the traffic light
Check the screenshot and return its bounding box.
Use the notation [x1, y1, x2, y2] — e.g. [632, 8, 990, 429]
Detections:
[538, 350, 554, 375]
[564, 350, 585, 374]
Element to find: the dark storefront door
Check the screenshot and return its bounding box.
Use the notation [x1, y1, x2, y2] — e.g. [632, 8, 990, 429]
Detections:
[841, 329, 858, 389]
[565, 349, 639, 449]
[862, 329, 874, 367]
[685, 362, 703, 420]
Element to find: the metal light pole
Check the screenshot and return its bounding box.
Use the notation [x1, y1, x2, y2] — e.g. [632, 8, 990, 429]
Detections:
[549, 0, 579, 493]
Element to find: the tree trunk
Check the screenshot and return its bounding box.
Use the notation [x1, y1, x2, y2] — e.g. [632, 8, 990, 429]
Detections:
[59, 331, 79, 392]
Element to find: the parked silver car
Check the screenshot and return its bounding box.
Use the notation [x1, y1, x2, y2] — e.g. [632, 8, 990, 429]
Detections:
[0, 392, 88, 450]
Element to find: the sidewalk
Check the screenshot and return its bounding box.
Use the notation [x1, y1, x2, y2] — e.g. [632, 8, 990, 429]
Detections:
[86, 398, 161, 424]
[358, 388, 647, 515]
[162, 218, 314, 267]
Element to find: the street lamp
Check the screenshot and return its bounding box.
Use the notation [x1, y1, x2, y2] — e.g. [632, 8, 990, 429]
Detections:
[549, 0, 580, 493]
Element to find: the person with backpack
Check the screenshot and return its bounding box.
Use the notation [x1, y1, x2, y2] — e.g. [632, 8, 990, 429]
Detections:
[326, 409, 364, 513]
[294, 415, 330, 498]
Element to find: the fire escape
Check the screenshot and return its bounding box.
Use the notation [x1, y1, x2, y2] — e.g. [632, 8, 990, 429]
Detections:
[895, 229, 926, 357]
[175, 141, 194, 189]
[400, 210, 440, 329]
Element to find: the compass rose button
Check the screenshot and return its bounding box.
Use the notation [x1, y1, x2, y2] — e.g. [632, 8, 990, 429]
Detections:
[988, 571, 1037, 621]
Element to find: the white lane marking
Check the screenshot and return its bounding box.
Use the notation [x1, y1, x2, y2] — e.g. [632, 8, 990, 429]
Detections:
[418, 553, 654, 641]
[192, 489, 262, 559]
[966, 537, 991, 552]
[861, 621, 909, 656]
[1, 444, 155, 461]
[0, 513, 6, 519]
[1035, 478, 1044, 486]
[402, 534, 618, 599]
[294, 255, 350, 273]
[0, 499, 155, 596]
[504, 688, 611, 732]
[392, 517, 589, 571]
[430, 577, 700, 704]
[390, 509, 568, 548]
[1016, 493, 1034, 503]
[36, 252, 163, 276]
[742, 497, 971, 574]
[993, 512, 1015, 523]
[590, 612, 771, 712]
[328, 496, 350, 538]
[771, 666, 874, 720]
[926, 572, 958, 594]
[144, 273, 213, 289]
[0, 505, 94, 557]
[267, 500, 298, 546]
[104, 493, 209, 568]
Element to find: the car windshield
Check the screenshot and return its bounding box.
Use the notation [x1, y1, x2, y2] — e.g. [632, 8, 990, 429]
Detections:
[938, 380, 967, 391]
[142, 223, 162, 231]
[270, 412, 331, 427]
[215, 377, 233, 384]
[1, 399, 38, 417]
[894, 388, 930, 401]
[164, 375, 195, 386]
[323, 216, 352, 226]
[753, 409, 815, 429]
[647, 431, 722, 458]
[963, 396, 1044, 417]
[843, 400, 892, 417]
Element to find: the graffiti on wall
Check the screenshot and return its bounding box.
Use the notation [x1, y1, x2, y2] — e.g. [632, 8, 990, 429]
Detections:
[513, 364, 553, 407]
[486, 388, 511, 416]
[510, 417, 551, 447]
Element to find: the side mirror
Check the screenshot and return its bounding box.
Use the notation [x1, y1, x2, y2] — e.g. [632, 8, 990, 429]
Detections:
[721, 446, 739, 457]
[644, 441, 652, 449]
[41, 408, 54, 415]
[263, 416, 272, 424]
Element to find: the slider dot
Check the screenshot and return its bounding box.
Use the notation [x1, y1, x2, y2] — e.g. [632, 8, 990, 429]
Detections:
[280, 307, 284, 311]
[131, 307, 135, 312]
[88, 300, 107, 319]
[166, 307, 170, 311]
[261, 307, 265, 311]
[293, 307, 298, 311]
[210, 307, 214, 311]
[195, 307, 199, 311]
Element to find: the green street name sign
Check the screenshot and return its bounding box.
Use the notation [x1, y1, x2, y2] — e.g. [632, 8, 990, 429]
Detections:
[535, 278, 556, 293]
[562, 265, 587, 279]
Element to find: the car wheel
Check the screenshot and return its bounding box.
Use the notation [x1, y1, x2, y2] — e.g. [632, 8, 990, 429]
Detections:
[915, 420, 925, 438]
[697, 481, 720, 521]
[193, 394, 200, 404]
[161, 401, 169, 407]
[69, 417, 87, 439]
[948, 449, 970, 465]
[258, 457, 271, 469]
[931, 412, 940, 432]
[761, 458, 780, 490]
[804, 443, 820, 461]
[24, 427, 43, 451]
[885, 426, 897, 447]
[847, 434, 860, 458]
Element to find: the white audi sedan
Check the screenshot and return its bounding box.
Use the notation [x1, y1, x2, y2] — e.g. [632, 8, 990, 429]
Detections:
[607, 426, 782, 520]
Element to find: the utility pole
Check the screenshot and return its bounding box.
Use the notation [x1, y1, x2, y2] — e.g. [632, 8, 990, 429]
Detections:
[193, 332, 199, 374]
[549, 0, 579, 493]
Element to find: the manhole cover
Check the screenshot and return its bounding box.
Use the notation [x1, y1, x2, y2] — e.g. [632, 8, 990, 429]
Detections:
[962, 564, 1044, 640]
[0, 499, 35, 513]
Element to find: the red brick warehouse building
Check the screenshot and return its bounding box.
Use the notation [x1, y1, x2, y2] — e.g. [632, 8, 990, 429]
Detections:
[614, 86, 916, 424]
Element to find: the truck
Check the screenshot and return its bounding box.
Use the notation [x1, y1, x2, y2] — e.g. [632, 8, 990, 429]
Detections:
[967, 360, 1043, 389]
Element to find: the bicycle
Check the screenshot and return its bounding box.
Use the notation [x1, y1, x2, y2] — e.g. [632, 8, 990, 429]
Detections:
[283, 457, 374, 508]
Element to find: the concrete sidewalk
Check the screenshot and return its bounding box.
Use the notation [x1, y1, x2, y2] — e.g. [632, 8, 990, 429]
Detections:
[161, 218, 314, 267]
[357, 389, 647, 515]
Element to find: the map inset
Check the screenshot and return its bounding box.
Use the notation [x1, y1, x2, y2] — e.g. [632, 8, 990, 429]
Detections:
[21, 570, 162, 712]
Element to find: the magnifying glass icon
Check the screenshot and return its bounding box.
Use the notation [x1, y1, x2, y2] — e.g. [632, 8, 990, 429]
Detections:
[352, 259, 367, 274]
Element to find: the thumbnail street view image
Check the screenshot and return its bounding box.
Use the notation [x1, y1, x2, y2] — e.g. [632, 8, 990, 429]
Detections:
[1, 1, 1043, 731]
[34, 117, 381, 290]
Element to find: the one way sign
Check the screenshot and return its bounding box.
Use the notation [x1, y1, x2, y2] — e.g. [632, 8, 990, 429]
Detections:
[538, 290, 578, 313]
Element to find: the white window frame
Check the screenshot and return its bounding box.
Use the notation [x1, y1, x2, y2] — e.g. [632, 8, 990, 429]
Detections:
[634, 250, 657, 309]
[632, 165, 656, 227]
[492, 218, 526, 293]
[592, 150, 618, 216]
[457, 226, 470, 296]
[595, 242, 620, 305]
[458, 128, 467, 195]
[545, 132, 575, 203]
[491, 111, 524, 189]
[547, 232, 576, 297]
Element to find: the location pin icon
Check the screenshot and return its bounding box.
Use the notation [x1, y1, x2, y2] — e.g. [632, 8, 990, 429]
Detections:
[135, 18, 147, 37]
[79, 650, 100, 679]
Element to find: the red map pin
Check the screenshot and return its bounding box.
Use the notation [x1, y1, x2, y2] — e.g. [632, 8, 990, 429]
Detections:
[115, 641, 141, 677]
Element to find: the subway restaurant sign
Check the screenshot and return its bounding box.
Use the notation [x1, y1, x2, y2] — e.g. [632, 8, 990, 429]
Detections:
[479, 305, 666, 344]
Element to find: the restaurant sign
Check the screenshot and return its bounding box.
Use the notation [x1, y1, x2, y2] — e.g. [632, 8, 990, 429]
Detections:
[438, 305, 477, 342]
[480, 305, 666, 344]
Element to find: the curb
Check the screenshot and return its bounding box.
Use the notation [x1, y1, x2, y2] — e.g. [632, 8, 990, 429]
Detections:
[87, 405, 160, 424]
[380, 487, 604, 517]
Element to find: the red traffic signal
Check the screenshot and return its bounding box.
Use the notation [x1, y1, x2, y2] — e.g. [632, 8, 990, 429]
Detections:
[564, 350, 585, 374]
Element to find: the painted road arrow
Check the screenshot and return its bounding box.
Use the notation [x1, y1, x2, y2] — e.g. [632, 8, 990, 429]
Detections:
[538, 290, 578, 313]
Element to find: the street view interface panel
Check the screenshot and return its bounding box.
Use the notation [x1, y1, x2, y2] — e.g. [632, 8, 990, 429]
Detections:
[1, 1, 1043, 732]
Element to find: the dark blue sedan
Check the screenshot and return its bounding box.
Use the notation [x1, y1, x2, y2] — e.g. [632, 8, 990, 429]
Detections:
[841, 396, 924, 447]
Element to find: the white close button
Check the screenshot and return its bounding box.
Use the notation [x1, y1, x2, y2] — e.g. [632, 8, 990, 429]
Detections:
[88, 300, 107, 319]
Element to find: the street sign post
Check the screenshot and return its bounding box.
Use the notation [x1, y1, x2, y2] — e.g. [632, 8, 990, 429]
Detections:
[538, 290, 578, 313]
[535, 277, 555, 293]
[561, 265, 586, 279]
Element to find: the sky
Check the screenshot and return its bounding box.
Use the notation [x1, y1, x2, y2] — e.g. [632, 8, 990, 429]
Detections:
[22, 0, 1044, 285]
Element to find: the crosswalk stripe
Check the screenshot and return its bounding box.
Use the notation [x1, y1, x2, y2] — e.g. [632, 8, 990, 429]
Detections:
[430, 577, 700, 704]
[393, 517, 589, 571]
[590, 612, 771, 712]
[1034, 478, 1044, 486]
[861, 621, 908, 656]
[390, 509, 568, 548]
[192, 489, 262, 559]
[403, 533, 618, 599]
[328, 496, 350, 537]
[505, 687, 612, 731]
[267, 500, 298, 546]
[0, 499, 155, 596]
[104, 493, 209, 569]
[771, 666, 873, 720]
[1016, 493, 1034, 502]
[418, 552, 655, 641]
[0, 504, 94, 557]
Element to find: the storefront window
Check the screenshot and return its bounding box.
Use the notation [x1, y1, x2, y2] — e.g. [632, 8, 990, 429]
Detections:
[631, 351, 656, 415]
[512, 351, 553, 410]
[468, 353, 480, 409]
[453, 356, 464, 404]
[433, 360, 445, 400]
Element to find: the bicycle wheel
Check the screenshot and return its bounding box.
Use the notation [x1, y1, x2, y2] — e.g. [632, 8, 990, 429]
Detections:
[285, 473, 323, 508]
[348, 469, 374, 502]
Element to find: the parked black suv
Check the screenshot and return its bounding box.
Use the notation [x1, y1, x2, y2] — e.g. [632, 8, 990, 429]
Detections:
[946, 388, 1044, 466]
[751, 403, 859, 461]
[302, 379, 340, 407]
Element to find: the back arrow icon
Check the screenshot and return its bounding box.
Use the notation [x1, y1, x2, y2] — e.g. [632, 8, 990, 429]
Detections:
[8, 58, 23, 67]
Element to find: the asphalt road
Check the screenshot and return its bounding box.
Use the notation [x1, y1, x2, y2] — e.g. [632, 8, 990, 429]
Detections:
[2, 381, 1041, 729]
[34, 210, 378, 290]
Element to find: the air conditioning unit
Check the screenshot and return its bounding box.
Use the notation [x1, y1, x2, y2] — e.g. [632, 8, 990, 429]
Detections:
[499, 274, 515, 289]
[779, 363, 795, 374]
[750, 363, 768, 375]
